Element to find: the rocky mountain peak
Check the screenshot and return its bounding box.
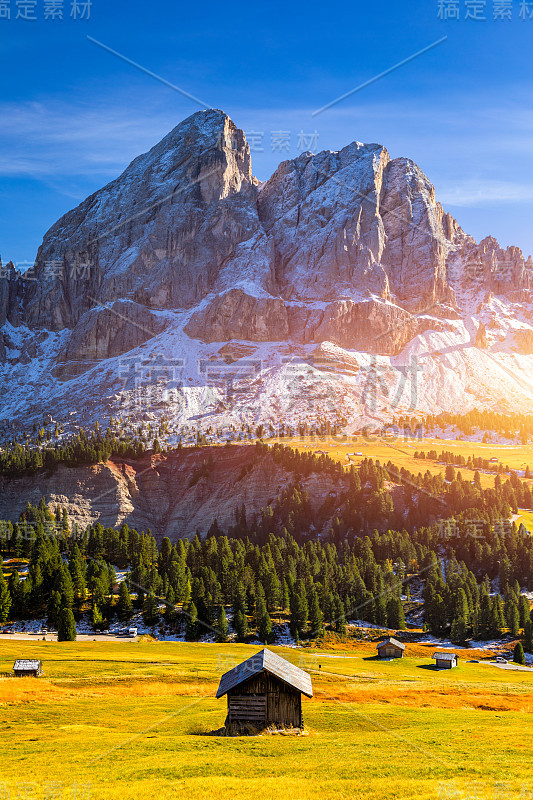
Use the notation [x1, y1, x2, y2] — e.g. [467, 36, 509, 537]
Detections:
[147, 108, 255, 202]
[2, 110, 533, 432]
[20, 109, 260, 331]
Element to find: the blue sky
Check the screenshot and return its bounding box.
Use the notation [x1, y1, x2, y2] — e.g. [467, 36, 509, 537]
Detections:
[1, 0, 533, 266]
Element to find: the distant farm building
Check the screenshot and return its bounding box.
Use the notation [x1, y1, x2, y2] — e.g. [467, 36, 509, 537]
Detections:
[376, 638, 405, 659]
[216, 648, 313, 731]
[433, 652, 458, 669]
[13, 660, 42, 677]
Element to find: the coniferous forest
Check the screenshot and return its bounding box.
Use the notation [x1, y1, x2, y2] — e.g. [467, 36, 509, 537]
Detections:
[1, 442, 533, 649]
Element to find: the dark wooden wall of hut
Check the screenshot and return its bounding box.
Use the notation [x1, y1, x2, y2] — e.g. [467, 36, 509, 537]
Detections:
[226, 670, 303, 728]
[378, 645, 403, 658]
[435, 658, 455, 669]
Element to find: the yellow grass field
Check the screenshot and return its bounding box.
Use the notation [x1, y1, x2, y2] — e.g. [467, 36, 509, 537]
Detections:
[270, 434, 533, 486]
[1, 639, 533, 800]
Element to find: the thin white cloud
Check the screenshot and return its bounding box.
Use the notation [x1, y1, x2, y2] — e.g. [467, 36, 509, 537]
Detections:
[0, 100, 179, 179]
[2, 95, 533, 219]
[2, 94, 533, 186]
[438, 180, 533, 206]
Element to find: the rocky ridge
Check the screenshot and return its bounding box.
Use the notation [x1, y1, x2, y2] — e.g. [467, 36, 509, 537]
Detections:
[2, 108, 533, 433]
[0, 446, 346, 539]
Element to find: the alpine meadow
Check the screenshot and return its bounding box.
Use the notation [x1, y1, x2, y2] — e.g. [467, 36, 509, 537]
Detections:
[2, 3, 533, 799]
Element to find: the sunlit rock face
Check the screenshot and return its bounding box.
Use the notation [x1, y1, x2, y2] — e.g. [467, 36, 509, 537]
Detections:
[2, 108, 533, 430]
[184, 289, 289, 344]
[21, 109, 263, 330]
[10, 108, 533, 342]
[0, 446, 348, 540]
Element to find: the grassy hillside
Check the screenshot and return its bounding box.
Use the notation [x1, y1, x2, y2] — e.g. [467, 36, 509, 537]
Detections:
[270, 435, 533, 489]
[1, 640, 533, 799]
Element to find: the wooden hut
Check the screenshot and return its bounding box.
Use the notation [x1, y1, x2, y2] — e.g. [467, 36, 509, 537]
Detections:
[216, 648, 313, 730]
[376, 637, 405, 659]
[432, 652, 458, 669]
[13, 659, 42, 677]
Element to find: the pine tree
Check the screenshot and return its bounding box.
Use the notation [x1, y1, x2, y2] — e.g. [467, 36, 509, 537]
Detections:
[166, 585, 176, 606]
[254, 582, 267, 626]
[91, 604, 103, 629]
[289, 579, 308, 639]
[216, 606, 228, 643]
[374, 582, 388, 626]
[308, 586, 324, 638]
[488, 596, 504, 637]
[513, 641, 526, 665]
[233, 609, 248, 642]
[264, 570, 280, 612]
[255, 584, 272, 643]
[201, 590, 215, 629]
[257, 604, 272, 644]
[58, 608, 76, 641]
[68, 544, 86, 606]
[0, 569, 12, 624]
[454, 588, 470, 627]
[507, 601, 520, 637]
[8, 570, 20, 616]
[47, 590, 62, 628]
[524, 620, 533, 653]
[117, 581, 133, 620]
[181, 578, 192, 606]
[451, 616, 467, 643]
[56, 564, 74, 610]
[479, 589, 491, 639]
[425, 587, 447, 635]
[334, 595, 347, 636]
[233, 582, 247, 616]
[280, 579, 290, 611]
[185, 601, 198, 641]
[143, 590, 159, 625]
[445, 464, 455, 482]
[386, 597, 405, 630]
[518, 595, 530, 629]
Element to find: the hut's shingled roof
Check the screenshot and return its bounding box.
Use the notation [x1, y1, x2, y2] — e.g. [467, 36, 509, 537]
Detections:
[216, 649, 313, 698]
[377, 638, 405, 650]
[13, 660, 41, 671]
[432, 652, 458, 661]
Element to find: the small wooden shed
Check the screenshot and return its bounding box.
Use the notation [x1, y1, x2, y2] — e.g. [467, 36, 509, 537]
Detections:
[376, 637, 405, 659]
[432, 652, 458, 669]
[13, 659, 42, 677]
[216, 648, 313, 730]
